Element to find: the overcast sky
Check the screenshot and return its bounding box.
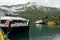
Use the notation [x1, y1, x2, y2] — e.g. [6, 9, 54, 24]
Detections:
[0, 0, 29, 5]
[0, 0, 60, 8]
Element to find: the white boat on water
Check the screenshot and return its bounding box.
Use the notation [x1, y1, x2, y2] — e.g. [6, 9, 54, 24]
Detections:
[0, 10, 29, 39]
[35, 20, 43, 24]
[0, 16, 29, 27]
[0, 13, 29, 27]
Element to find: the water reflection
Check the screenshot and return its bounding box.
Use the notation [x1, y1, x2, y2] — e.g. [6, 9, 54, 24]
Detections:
[30, 24, 60, 40]
[36, 24, 42, 29]
[52, 34, 60, 40]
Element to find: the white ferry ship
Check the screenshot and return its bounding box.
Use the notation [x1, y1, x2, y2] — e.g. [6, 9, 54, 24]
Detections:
[0, 13, 29, 27]
[0, 16, 29, 27]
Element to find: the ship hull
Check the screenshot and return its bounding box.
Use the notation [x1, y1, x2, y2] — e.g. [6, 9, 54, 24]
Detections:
[1, 26, 29, 35]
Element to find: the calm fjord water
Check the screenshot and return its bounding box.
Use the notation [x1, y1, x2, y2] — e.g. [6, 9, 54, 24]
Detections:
[8, 24, 60, 40]
[29, 24, 60, 40]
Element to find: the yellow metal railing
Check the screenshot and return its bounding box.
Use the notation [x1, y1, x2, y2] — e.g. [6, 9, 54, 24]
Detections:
[0, 31, 4, 40]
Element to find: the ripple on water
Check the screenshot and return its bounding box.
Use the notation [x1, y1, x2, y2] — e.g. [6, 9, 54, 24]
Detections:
[52, 34, 60, 40]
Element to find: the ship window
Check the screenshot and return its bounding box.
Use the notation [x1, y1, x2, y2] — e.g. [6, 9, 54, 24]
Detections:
[11, 20, 27, 24]
[1, 20, 6, 24]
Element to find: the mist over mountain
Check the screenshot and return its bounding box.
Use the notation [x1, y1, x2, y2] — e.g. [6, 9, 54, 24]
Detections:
[0, 2, 58, 14]
[0, 2, 60, 13]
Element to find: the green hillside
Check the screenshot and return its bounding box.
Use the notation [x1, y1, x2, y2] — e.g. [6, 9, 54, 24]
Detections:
[17, 6, 60, 23]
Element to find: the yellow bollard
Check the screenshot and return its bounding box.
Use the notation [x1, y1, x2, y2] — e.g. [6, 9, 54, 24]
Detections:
[0, 31, 4, 40]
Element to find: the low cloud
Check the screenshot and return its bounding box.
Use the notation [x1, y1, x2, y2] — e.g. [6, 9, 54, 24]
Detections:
[31, 0, 60, 8]
[0, 0, 28, 5]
